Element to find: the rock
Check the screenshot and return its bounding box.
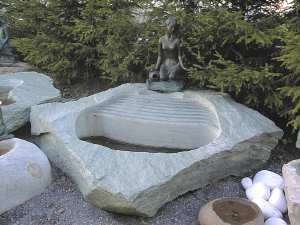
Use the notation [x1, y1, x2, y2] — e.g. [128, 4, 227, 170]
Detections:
[246, 183, 271, 201]
[268, 188, 287, 214]
[0, 138, 51, 214]
[146, 79, 184, 92]
[264, 218, 287, 225]
[198, 198, 264, 225]
[0, 72, 61, 132]
[282, 159, 300, 225]
[253, 170, 284, 190]
[31, 84, 283, 217]
[252, 198, 283, 220]
[242, 177, 253, 190]
[297, 130, 299, 148]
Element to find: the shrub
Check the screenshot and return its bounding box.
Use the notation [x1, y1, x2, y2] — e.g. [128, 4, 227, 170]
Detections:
[3, 0, 300, 135]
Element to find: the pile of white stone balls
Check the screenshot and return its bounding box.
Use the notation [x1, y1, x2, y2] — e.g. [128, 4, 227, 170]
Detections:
[241, 170, 288, 225]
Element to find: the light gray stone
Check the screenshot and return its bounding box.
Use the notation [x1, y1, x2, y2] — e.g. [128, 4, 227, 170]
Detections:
[0, 138, 51, 214]
[30, 84, 283, 217]
[283, 159, 300, 225]
[297, 130, 300, 148]
[0, 72, 61, 132]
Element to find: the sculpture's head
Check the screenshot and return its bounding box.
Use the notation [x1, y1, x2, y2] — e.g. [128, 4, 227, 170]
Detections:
[165, 16, 179, 35]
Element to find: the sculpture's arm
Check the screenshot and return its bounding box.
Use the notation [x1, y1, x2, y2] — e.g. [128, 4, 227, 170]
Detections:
[178, 41, 188, 71]
[155, 40, 163, 71]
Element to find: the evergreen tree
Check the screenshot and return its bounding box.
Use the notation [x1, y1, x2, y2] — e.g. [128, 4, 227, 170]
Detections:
[3, 0, 300, 137]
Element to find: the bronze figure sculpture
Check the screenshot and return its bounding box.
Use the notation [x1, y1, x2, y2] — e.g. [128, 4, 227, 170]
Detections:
[147, 16, 187, 92]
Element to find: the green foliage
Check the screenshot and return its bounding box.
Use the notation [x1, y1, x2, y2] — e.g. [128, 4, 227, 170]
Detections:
[3, 0, 300, 135]
[183, 8, 285, 121]
[277, 31, 300, 131]
[4, 0, 143, 83]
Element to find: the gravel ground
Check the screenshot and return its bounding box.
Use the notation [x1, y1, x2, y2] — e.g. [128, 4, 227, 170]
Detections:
[1, 66, 299, 225]
[0, 166, 244, 225]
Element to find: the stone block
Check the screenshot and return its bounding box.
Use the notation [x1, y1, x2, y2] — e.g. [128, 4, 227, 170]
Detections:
[283, 159, 300, 225]
[30, 84, 283, 217]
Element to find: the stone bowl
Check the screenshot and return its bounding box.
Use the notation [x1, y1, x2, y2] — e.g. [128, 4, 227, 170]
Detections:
[0, 72, 61, 133]
[198, 198, 264, 225]
[0, 138, 51, 214]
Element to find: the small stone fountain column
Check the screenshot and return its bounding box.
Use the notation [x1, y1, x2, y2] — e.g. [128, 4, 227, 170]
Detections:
[0, 103, 13, 141]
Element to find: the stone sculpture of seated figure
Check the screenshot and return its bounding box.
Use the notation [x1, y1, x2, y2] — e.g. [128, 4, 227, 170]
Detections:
[147, 16, 187, 92]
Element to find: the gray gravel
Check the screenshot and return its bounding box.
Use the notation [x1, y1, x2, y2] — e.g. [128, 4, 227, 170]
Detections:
[0, 166, 245, 225]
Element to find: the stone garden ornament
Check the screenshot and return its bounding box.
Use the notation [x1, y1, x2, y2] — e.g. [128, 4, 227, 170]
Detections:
[198, 198, 264, 225]
[0, 106, 13, 141]
[147, 16, 187, 92]
[0, 138, 51, 214]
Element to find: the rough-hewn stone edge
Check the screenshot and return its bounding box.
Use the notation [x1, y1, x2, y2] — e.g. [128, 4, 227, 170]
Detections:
[283, 160, 300, 225]
[33, 128, 282, 217]
[85, 131, 282, 217]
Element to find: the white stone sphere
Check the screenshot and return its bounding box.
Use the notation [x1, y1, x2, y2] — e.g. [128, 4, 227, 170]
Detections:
[246, 182, 271, 201]
[0, 138, 51, 214]
[268, 188, 287, 214]
[251, 198, 282, 220]
[241, 177, 253, 190]
[253, 170, 284, 190]
[265, 217, 287, 225]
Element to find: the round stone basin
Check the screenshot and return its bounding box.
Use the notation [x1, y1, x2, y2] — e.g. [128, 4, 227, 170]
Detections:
[0, 138, 52, 215]
[76, 93, 220, 150]
[199, 198, 264, 225]
[213, 199, 260, 224]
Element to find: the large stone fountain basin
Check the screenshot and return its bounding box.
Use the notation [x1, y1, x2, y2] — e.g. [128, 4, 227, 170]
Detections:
[31, 84, 283, 217]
